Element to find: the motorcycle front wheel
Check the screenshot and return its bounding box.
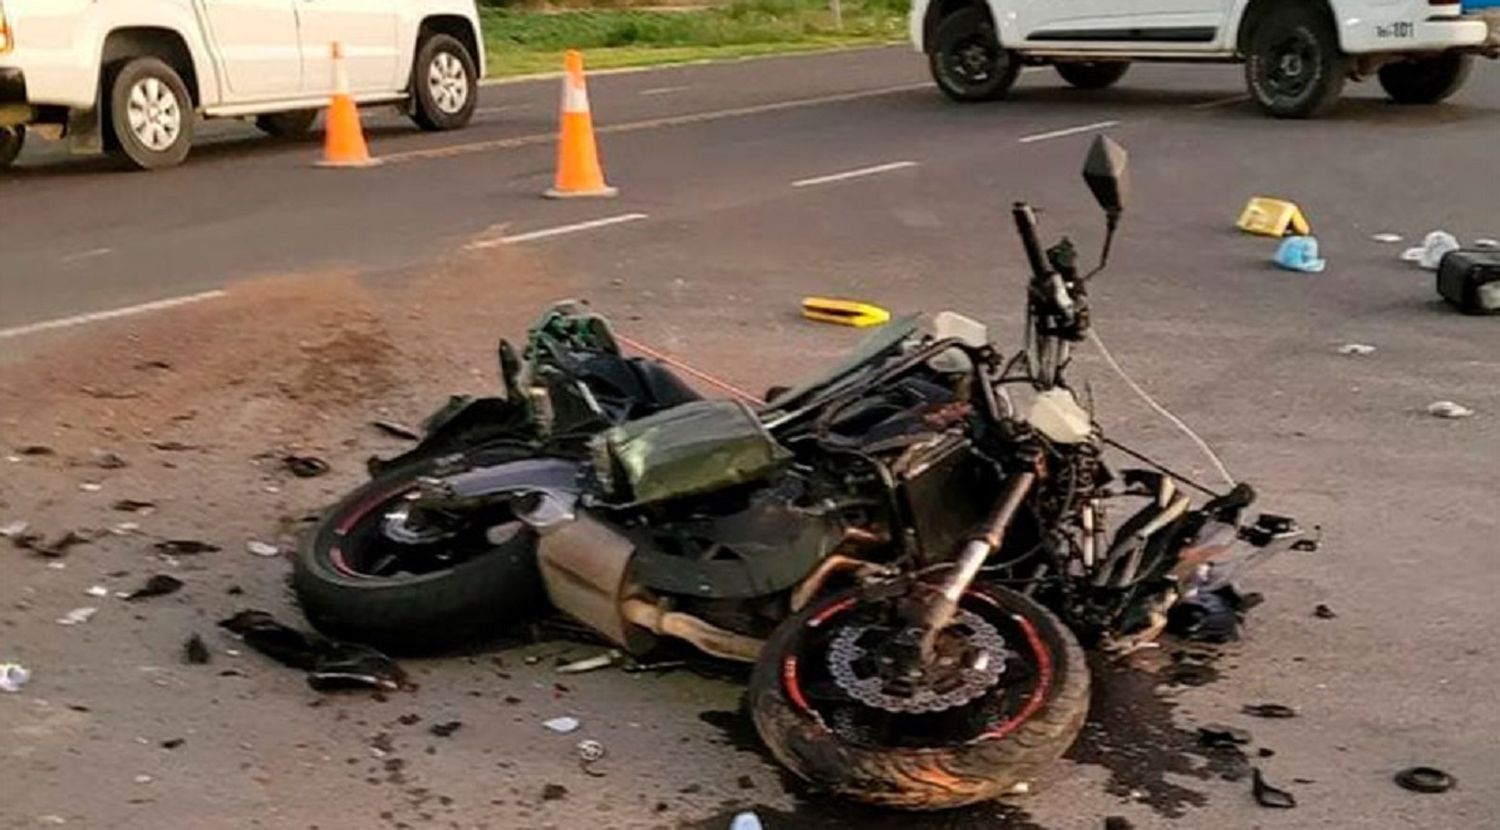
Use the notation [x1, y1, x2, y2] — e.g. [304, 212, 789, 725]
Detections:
[748, 584, 1089, 810]
[294, 444, 549, 654]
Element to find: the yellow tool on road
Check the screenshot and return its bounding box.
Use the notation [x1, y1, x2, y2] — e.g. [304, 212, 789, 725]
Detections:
[1237, 197, 1311, 237]
[801, 297, 891, 328]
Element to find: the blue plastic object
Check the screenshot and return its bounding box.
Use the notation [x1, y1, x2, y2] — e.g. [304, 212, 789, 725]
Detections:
[1462, 0, 1499, 11]
[1274, 235, 1327, 273]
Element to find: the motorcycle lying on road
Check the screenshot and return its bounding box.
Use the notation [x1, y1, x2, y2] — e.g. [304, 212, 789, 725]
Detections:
[294, 137, 1311, 809]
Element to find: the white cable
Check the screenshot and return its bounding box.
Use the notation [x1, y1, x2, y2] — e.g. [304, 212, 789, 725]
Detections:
[1087, 327, 1237, 489]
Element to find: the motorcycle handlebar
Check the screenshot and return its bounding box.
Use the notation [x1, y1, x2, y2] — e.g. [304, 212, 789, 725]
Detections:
[1012, 202, 1051, 282]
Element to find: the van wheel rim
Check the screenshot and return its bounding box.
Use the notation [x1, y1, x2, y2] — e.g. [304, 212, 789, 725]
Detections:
[127, 77, 182, 152]
[428, 52, 469, 114]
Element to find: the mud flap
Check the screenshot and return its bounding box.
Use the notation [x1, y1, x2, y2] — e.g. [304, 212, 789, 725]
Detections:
[66, 106, 102, 155]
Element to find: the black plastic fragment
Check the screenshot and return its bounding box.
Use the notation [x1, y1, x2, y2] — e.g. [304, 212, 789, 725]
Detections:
[283, 455, 330, 478]
[1395, 767, 1455, 794]
[1252, 768, 1297, 808]
[371, 419, 422, 441]
[1243, 703, 1297, 719]
[155, 539, 220, 555]
[1103, 819, 1134, 830]
[183, 634, 211, 665]
[1198, 724, 1253, 749]
[429, 721, 463, 738]
[1314, 603, 1337, 619]
[126, 574, 184, 601]
[218, 609, 404, 691]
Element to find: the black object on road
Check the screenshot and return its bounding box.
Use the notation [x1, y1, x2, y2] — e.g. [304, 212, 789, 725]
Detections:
[218, 609, 404, 691]
[1314, 603, 1337, 619]
[155, 539, 221, 555]
[371, 419, 422, 441]
[1243, 703, 1297, 719]
[283, 455, 331, 478]
[1103, 818, 1135, 830]
[1198, 724, 1253, 749]
[1436, 249, 1500, 315]
[1394, 766, 1455, 794]
[126, 574, 184, 601]
[429, 720, 463, 737]
[183, 633, 211, 664]
[1252, 768, 1297, 808]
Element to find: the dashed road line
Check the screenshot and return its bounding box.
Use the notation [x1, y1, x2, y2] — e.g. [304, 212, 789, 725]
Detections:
[791, 160, 918, 188]
[1189, 94, 1251, 110]
[1018, 120, 1121, 144]
[639, 85, 692, 96]
[60, 247, 113, 263]
[0, 290, 227, 341]
[468, 213, 650, 248]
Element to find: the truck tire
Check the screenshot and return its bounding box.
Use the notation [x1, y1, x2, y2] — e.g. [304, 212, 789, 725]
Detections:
[1244, 3, 1346, 118]
[410, 33, 478, 131]
[256, 109, 319, 138]
[749, 584, 1090, 810]
[1378, 53, 1472, 104]
[105, 57, 194, 170]
[0, 126, 22, 169]
[1055, 61, 1130, 90]
[929, 8, 1021, 102]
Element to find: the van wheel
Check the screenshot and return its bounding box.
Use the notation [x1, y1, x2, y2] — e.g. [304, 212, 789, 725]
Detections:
[1056, 61, 1130, 90]
[1377, 53, 1472, 104]
[105, 57, 194, 170]
[1244, 3, 1346, 118]
[256, 109, 319, 138]
[411, 34, 478, 131]
[929, 8, 1020, 102]
[0, 126, 22, 168]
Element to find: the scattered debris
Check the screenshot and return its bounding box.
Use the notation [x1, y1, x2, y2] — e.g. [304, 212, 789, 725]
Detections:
[218, 610, 405, 692]
[1237, 196, 1310, 237]
[557, 650, 623, 674]
[1103, 819, 1135, 830]
[1476, 238, 1499, 249]
[91, 450, 129, 469]
[282, 455, 331, 478]
[371, 419, 422, 441]
[0, 662, 31, 693]
[1252, 768, 1297, 809]
[133, 774, 153, 785]
[56, 607, 98, 626]
[1394, 767, 1455, 794]
[541, 783, 569, 801]
[729, 812, 764, 830]
[542, 716, 580, 734]
[0, 520, 28, 538]
[85, 585, 110, 598]
[577, 738, 607, 776]
[1273, 235, 1327, 274]
[623, 659, 688, 674]
[161, 738, 185, 750]
[111, 522, 141, 536]
[22, 531, 92, 559]
[1314, 603, 1337, 619]
[1243, 703, 1297, 719]
[150, 441, 197, 452]
[429, 721, 463, 738]
[1336, 343, 1376, 356]
[1371, 232, 1403, 243]
[1426, 401, 1474, 419]
[126, 574, 185, 602]
[111, 499, 157, 513]
[154, 540, 220, 556]
[183, 634, 211, 665]
[18, 445, 55, 456]
[79, 483, 103, 493]
[1197, 724, 1252, 749]
[1258, 748, 1276, 758]
[245, 540, 280, 558]
[1402, 231, 1460, 270]
[397, 713, 421, 726]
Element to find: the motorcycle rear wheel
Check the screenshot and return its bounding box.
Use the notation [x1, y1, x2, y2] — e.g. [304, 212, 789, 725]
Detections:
[294, 444, 548, 654]
[748, 584, 1089, 810]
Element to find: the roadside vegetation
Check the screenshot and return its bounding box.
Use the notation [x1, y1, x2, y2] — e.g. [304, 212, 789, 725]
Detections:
[478, 0, 909, 77]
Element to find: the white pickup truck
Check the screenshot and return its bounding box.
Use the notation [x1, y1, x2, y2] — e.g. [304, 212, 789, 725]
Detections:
[910, 0, 1500, 117]
[0, 0, 483, 170]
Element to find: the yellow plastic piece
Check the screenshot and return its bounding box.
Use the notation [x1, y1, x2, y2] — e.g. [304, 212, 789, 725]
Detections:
[1237, 197, 1311, 237]
[801, 297, 891, 328]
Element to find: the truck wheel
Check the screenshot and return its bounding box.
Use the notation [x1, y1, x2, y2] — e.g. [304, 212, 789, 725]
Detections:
[256, 109, 319, 138]
[410, 33, 478, 131]
[105, 57, 194, 170]
[1377, 53, 1472, 104]
[0, 126, 22, 169]
[929, 8, 1021, 102]
[1055, 61, 1130, 90]
[1244, 3, 1346, 118]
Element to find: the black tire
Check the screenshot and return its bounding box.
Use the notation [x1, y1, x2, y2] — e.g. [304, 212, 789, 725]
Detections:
[929, 8, 1021, 102]
[0, 125, 22, 169]
[1244, 3, 1346, 118]
[749, 584, 1090, 810]
[294, 445, 549, 654]
[104, 57, 194, 170]
[255, 109, 319, 138]
[1378, 53, 1472, 104]
[410, 33, 478, 131]
[1055, 61, 1130, 90]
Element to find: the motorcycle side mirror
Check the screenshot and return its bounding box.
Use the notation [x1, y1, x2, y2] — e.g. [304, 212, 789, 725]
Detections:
[1082, 135, 1129, 220]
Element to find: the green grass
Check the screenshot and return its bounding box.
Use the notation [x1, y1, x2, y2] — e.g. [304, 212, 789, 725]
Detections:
[479, 0, 909, 77]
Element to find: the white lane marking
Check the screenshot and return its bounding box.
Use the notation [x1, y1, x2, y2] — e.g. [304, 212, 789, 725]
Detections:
[475, 43, 891, 86]
[1189, 94, 1250, 110]
[0, 290, 227, 341]
[639, 85, 691, 96]
[468, 213, 650, 249]
[476, 104, 526, 115]
[1018, 120, 1121, 144]
[792, 161, 918, 188]
[60, 247, 113, 263]
[385, 83, 928, 164]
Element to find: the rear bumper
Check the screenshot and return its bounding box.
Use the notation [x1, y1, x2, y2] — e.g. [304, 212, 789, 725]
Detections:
[1342, 16, 1491, 53]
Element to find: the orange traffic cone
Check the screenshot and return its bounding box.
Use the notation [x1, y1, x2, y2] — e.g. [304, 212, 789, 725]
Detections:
[545, 50, 616, 198]
[318, 42, 379, 168]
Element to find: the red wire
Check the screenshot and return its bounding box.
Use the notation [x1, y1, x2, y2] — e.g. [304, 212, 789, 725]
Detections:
[614, 332, 765, 406]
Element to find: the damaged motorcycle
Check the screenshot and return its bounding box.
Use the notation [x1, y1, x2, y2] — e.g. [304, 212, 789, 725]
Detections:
[294, 136, 1312, 809]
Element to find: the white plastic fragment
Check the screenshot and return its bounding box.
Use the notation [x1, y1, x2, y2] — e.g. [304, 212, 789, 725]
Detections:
[729, 812, 763, 830]
[557, 650, 622, 674]
[0, 520, 28, 538]
[56, 607, 98, 626]
[1401, 231, 1460, 270]
[1371, 232, 1403, 243]
[132, 774, 153, 785]
[245, 541, 280, 558]
[542, 716, 580, 734]
[46, 562, 67, 571]
[85, 586, 109, 598]
[1336, 344, 1376, 356]
[79, 483, 103, 493]
[576, 739, 606, 763]
[0, 663, 31, 693]
[1427, 401, 1474, 419]
[1475, 238, 1499, 249]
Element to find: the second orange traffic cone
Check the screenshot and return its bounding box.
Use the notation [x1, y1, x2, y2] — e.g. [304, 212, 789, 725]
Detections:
[319, 42, 379, 168]
[545, 50, 616, 198]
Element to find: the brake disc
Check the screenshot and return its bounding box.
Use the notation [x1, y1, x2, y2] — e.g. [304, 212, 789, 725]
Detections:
[826, 608, 1009, 714]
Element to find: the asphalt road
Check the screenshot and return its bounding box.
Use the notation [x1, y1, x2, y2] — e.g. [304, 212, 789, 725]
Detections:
[3, 45, 1499, 830]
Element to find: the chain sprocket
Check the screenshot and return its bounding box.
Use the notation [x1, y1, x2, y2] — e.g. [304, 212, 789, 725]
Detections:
[826, 608, 1009, 714]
